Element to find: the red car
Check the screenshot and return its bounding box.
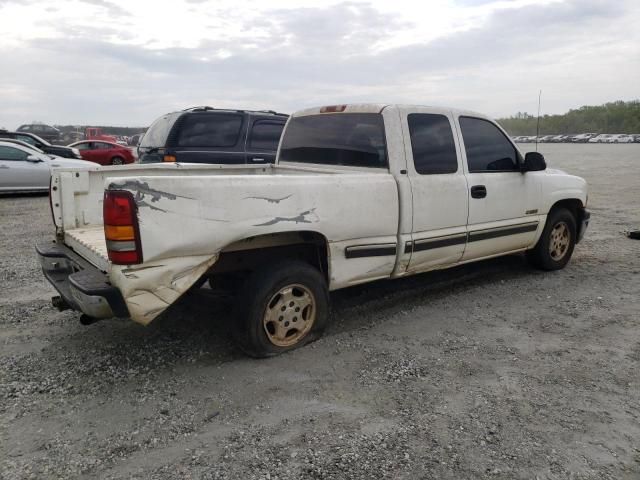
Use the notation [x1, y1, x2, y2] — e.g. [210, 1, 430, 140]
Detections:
[68, 140, 135, 166]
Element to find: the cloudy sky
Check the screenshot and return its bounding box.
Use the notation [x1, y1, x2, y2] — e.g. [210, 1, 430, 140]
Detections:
[1, 0, 638, 128]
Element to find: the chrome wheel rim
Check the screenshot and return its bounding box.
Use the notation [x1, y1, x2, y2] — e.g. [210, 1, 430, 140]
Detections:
[549, 221, 570, 261]
[263, 284, 315, 347]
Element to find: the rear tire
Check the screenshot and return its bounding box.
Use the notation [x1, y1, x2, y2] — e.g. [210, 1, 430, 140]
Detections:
[527, 208, 576, 270]
[233, 260, 329, 358]
[111, 156, 124, 165]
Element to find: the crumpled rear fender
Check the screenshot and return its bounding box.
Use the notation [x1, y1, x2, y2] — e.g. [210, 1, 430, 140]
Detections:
[110, 254, 219, 325]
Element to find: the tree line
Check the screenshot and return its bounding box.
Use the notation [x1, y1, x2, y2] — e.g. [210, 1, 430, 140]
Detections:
[498, 100, 640, 135]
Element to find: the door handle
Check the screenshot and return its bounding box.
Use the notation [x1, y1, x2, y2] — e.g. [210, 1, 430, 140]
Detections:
[470, 185, 487, 199]
[251, 157, 265, 162]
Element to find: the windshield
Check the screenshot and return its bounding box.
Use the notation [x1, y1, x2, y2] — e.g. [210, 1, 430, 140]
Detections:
[279, 113, 388, 169]
[139, 112, 181, 148]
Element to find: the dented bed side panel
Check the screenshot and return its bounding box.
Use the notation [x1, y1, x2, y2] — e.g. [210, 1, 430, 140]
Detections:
[107, 173, 399, 263]
[105, 173, 399, 323]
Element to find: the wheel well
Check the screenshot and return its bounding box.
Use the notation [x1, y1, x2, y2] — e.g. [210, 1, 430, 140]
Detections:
[206, 231, 329, 283]
[550, 198, 585, 224]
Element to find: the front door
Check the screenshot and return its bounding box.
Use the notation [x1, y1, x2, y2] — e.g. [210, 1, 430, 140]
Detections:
[456, 116, 541, 261]
[400, 107, 469, 273]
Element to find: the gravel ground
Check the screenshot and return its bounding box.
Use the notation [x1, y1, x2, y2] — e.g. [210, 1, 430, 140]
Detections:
[1, 144, 639, 479]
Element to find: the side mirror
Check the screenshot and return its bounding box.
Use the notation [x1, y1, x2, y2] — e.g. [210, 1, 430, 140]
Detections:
[26, 154, 43, 163]
[523, 151, 546, 172]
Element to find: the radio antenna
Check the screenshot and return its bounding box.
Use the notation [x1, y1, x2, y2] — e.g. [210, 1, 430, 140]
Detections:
[535, 89, 542, 152]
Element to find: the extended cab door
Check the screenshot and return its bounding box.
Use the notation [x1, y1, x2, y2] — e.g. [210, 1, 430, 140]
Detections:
[456, 115, 542, 261]
[400, 107, 469, 273]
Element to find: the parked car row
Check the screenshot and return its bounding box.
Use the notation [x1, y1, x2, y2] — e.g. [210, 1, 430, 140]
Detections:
[1, 106, 287, 193]
[6, 123, 148, 146]
[0, 129, 81, 158]
[512, 133, 640, 143]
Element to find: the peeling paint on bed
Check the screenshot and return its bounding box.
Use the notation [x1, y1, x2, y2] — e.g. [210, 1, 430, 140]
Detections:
[137, 200, 168, 213]
[109, 180, 194, 203]
[254, 208, 317, 226]
[244, 194, 293, 204]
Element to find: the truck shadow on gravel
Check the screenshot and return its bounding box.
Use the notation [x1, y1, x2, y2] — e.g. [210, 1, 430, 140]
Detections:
[5, 254, 537, 401]
[40, 254, 532, 365]
[153, 253, 533, 354]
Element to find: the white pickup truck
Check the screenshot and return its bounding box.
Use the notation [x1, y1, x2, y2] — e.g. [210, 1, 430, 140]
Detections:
[37, 104, 590, 357]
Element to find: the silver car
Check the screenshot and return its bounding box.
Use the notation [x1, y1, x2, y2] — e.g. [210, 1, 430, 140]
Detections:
[0, 141, 95, 193]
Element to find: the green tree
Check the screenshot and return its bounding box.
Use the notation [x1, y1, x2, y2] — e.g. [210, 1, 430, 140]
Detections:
[498, 100, 640, 135]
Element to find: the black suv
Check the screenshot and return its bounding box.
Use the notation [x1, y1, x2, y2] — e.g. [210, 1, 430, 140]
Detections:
[0, 130, 81, 159]
[138, 107, 288, 164]
[16, 124, 60, 142]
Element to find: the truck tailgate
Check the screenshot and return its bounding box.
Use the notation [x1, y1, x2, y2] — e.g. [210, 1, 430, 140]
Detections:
[64, 226, 109, 272]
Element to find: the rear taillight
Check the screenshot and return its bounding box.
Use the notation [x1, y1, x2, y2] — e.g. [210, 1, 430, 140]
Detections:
[104, 190, 143, 264]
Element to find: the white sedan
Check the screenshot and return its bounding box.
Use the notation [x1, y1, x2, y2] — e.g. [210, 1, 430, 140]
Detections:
[0, 141, 95, 193]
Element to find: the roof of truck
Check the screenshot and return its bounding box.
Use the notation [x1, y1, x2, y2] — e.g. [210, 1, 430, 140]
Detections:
[292, 103, 490, 119]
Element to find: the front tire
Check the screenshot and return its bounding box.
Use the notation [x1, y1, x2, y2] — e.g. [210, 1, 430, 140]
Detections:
[233, 261, 329, 358]
[527, 208, 577, 270]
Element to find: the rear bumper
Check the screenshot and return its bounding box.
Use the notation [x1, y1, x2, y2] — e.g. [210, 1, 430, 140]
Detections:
[36, 242, 129, 319]
[577, 209, 591, 243]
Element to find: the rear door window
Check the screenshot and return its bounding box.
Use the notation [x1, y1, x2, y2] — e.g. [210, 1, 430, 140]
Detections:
[279, 113, 388, 168]
[249, 121, 285, 151]
[459, 117, 519, 172]
[408, 114, 458, 174]
[176, 113, 243, 148]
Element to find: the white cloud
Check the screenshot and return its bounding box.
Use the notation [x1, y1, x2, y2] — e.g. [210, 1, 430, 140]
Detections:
[0, 0, 638, 128]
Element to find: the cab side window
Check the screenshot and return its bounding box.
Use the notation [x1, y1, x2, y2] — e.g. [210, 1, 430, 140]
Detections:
[459, 117, 519, 172]
[408, 114, 458, 174]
